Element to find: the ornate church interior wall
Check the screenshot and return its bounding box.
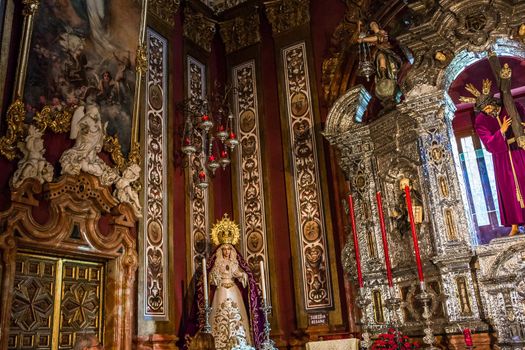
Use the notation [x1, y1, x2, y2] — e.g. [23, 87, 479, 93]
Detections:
[3, 0, 525, 349]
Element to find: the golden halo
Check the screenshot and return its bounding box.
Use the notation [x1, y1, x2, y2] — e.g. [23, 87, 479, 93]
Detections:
[211, 213, 240, 246]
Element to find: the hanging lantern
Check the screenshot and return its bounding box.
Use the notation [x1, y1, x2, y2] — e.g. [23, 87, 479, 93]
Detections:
[207, 154, 219, 175]
[182, 136, 196, 155]
[197, 169, 208, 189]
[219, 149, 231, 168]
[225, 131, 238, 150]
[357, 42, 374, 82]
[216, 124, 228, 141]
[199, 114, 213, 131]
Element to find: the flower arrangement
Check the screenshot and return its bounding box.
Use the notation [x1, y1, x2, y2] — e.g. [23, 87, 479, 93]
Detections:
[371, 328, 420, 350]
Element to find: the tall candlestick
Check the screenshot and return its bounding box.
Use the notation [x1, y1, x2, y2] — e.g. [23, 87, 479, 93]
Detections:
[348, 194, 364, 288]
[202, 257, 208, 306]
[259, 260, 267, 302]
[404, 185, 425, 282]
[376, 191, 393, 287]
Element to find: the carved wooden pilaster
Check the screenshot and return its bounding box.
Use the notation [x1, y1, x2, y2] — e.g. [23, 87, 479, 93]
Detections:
[185, 55, 210, 277]
[143, 28, 170, 320]
[231, 59, 270, 301]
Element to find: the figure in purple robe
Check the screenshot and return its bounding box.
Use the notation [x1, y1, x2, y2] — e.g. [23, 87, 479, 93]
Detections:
[472, 93, 525, 236]
[183, 244, 265, 350]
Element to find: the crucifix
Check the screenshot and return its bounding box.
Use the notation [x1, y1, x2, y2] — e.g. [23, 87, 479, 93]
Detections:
[487, 51, 525, 149]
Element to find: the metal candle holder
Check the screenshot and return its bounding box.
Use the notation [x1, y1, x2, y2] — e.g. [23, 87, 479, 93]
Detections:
[203, 304, 213, 333]
[416, 282, 438, 350]
[385, 286, 402, 329]
[356, 289, 372, 349]
[260, 300, 277, 350]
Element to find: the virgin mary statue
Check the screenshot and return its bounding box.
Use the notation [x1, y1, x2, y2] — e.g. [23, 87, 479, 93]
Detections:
[184, 215, 265, 350]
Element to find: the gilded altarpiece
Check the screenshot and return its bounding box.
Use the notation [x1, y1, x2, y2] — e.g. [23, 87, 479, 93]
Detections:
[186, 56, 210, 274]
[232, 60, 270, 300]
[144, 28, 169, 319]
[281, 42, 333, 311]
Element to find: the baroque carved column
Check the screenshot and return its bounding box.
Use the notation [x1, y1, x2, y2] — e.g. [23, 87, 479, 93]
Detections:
[266, 0, 345, 336]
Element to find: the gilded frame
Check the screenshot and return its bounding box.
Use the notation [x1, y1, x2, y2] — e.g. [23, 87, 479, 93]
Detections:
[4, 0, 148, 157]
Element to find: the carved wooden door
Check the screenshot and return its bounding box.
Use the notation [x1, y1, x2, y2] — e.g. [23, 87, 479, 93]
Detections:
[7, 253, 104, 350]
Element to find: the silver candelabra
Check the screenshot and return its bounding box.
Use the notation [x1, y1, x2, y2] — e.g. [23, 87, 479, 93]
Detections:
[416, 282, 438, 349]
[203, 304, 213, 333]
[260, 300, 277, 350]
[385, 286, 402, 328]
[356, 289, 372, 349]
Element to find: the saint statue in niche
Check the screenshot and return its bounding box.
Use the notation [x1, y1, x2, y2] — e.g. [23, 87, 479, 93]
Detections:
[461, 79, 525, 236]
[184, 215, 265, 350]
[390, 177, 424, 237]
[357, 20, 402, 104]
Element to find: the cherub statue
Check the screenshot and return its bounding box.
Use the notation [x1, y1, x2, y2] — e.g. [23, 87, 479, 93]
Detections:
[11, 125, 54, 188]
[60, 104, 118, 186]
[114, 163, 142, 217]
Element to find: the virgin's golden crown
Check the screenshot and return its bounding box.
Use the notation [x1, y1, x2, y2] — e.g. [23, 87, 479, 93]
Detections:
[211, 213, 240, 246]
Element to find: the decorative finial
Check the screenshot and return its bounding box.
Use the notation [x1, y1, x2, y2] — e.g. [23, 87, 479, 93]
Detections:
[500, 63, 512, 80]
[211, 213, 240, 246]
[482, 79, 492, 95]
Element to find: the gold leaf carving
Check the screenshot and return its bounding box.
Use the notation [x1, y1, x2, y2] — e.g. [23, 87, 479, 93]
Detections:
[136, 44, 148, 75]
[22, 0, 39, 16]
[219, 14, 261, 54]
[127, 141, 141, 166]
[183, 6, 216, 53]
[33, 105, 75, 134]
[263, 0, 310, 35]
[103, 135, 126, 170]
[0, 100, 26, 160]
[148, 0, 180, 28]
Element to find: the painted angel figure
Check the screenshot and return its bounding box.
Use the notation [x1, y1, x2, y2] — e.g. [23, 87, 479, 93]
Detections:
[11, 125, 53, 188]
[60, 104, 118, 186]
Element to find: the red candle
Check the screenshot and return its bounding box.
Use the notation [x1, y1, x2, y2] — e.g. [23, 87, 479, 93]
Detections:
[348, 194, 364, 288]
[376, 191, 393, 287]
[404, 185, 425, 282]
[463, 328, 473, 347]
